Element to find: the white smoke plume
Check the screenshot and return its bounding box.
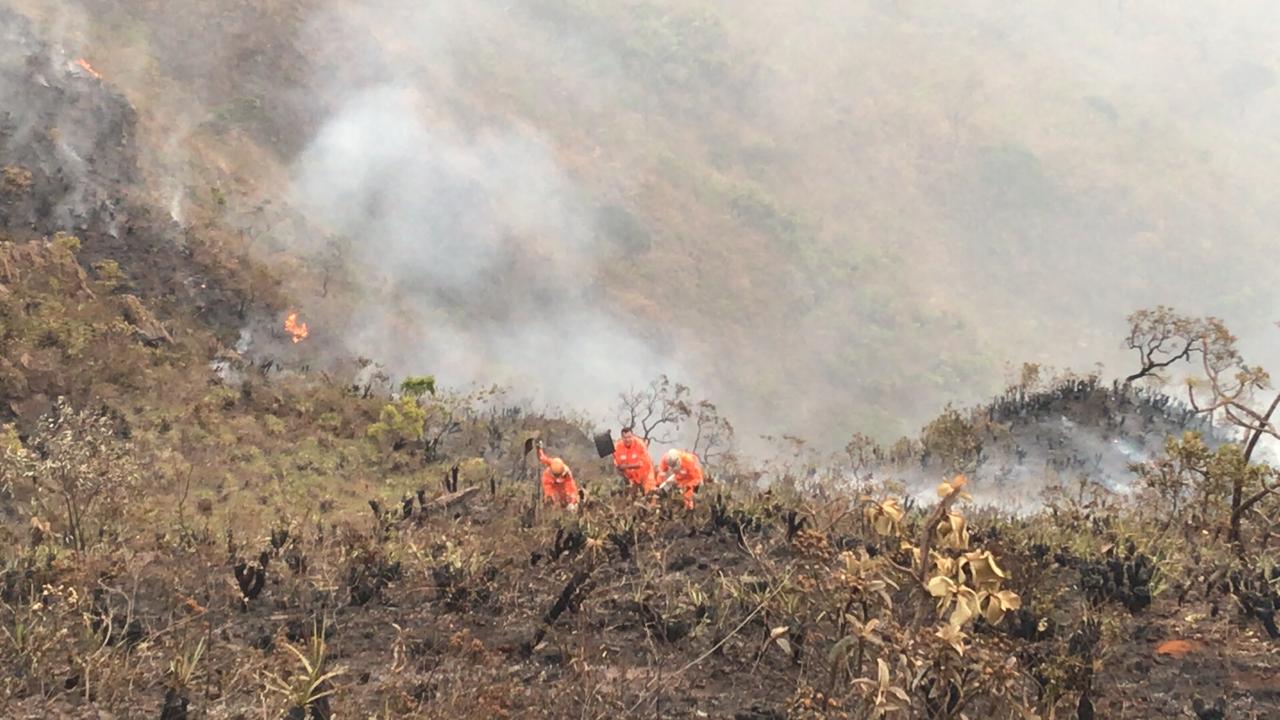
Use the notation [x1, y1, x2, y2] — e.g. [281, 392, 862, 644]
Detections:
[291, 78, 685, 421]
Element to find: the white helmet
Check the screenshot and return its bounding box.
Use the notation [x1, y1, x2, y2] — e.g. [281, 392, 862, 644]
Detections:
[664, 449, 682, 468]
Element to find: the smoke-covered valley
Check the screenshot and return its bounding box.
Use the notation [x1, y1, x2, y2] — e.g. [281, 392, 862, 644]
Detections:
[7, 0, 1280, 451]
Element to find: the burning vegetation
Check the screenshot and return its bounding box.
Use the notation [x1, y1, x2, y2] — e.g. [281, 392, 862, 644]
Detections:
[284, 311, 309, 344]
[74, 57, 101, 79]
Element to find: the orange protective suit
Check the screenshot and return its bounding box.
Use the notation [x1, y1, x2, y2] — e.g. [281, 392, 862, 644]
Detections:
[613, 435, 656, 493]
[658, 450, 704, 509]
[538, 447, 579, 509]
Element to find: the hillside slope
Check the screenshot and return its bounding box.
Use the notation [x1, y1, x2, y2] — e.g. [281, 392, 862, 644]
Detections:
[3, 5, 1280, 717]
[7, 0, 1279, 446]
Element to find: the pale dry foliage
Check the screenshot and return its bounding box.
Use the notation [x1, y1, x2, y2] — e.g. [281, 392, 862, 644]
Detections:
[3, 398, 141, 552]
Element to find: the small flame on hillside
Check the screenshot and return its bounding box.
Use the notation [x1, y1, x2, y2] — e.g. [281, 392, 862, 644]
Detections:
[74, 58, 101, 80]
[284, 312, 309, 344]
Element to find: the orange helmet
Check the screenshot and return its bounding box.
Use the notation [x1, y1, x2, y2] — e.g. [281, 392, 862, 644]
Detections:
[549, 458, 568, 477]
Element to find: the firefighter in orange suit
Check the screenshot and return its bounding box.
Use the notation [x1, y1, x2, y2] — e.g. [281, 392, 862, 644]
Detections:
[538, 442, 579, 511]
[614, 426, 656, 494]
[658, 448, 703, 510]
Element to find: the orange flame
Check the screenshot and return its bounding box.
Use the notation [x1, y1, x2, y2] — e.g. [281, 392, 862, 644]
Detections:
[75, 58, 102, 80]
[284, 312, 309, 344]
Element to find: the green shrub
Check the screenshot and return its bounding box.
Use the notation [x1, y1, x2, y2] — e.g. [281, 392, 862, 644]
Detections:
[400, 375, 436, 399]
[367, 397, 427, 451]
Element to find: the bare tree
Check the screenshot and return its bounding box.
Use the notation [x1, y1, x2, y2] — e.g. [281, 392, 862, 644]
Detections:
[1181, 322, 1280, 544]
[616, 375, 692, 444]
[691, 399, 734, 467]
[1122, 306, 1210, 385]
[1124, 308, 1280, 545]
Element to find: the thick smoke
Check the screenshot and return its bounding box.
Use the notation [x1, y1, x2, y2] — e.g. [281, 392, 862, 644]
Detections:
[291, 81, 684, 420]
[244, 0, 1280, 448]
[295, 87, 591, 290]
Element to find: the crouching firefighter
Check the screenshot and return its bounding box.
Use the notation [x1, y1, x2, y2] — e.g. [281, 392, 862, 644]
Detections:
[613, 426, 656, 495]
[658, 448, 704, 510]
[537, 441, 580, 512]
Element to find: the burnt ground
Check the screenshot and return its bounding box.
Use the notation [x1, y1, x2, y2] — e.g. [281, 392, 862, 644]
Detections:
[4, 492, 808, 718]
[0, 4, 265, 342]
[5, 479, 1280, 719]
